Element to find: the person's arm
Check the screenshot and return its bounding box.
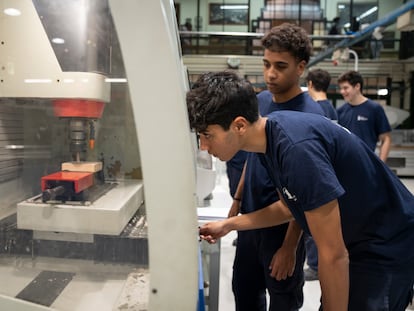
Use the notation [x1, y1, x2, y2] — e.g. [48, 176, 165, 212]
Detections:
[378, 132, 391, 162]
[269, 220, 303, 280]
[199, 200, 293, 244]
[305, 199, 349, 311]
[228, 162, 247, 218]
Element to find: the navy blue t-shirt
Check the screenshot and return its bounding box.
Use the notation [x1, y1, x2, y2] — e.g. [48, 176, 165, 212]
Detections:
[260, 110, 414, 268]
[337, 99, 391, 151]
[241, 90, 324, 214]
[226, 150, 247, 197]
[317, 99, 338, 121]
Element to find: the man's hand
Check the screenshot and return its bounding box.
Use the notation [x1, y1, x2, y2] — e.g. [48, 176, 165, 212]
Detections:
[269, 244, 296, 280]
[199, 220, 231, 244]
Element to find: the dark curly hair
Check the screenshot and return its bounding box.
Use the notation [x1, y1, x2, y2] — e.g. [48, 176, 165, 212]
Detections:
[261, 23, 312, 64]
[186, 70, 259, 133]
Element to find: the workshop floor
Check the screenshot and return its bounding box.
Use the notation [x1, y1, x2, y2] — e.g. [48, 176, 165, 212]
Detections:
[209, 159, 414, 311]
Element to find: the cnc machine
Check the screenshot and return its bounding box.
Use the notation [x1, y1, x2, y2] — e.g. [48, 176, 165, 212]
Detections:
[0, 0, 202, 310]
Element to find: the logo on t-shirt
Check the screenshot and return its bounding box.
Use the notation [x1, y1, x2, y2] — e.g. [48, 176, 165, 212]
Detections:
[357, 115, 368, 121]
[282, 187, 297, 202]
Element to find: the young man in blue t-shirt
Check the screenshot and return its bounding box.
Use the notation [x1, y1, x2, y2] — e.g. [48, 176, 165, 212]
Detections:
[302, 68, 339, 281]
[188, 70, 414, 311]
[337, 70, 391, 161]
[226, 23, 325, 311]
[306, 68, 338, 121]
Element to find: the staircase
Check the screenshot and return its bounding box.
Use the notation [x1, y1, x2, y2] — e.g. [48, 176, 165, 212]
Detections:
[308, 0, 414, 67]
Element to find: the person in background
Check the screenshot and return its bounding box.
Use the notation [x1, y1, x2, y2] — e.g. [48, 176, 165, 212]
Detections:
[327, 17, 341, 47]
[306, 68, 338, 121]
[370, 26, 385, 59]
[180, 19, 193, 53]
[345, 16, 367, 57]
[227, 23, 325, 311]
[337, 70, 391, 162]
[187, 70, 414, 311]
[301, 68, 338, 282]
[329, 17, 341, 35]
[350, 16, 360, 33]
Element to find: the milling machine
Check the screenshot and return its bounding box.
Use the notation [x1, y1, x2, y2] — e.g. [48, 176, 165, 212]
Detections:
[0, 0, 205, 310]
[17, 95, 144, 235]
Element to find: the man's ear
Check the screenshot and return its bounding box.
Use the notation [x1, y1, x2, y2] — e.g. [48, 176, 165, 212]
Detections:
[232, 116, 248, 133]
[297, 60, 306, 76]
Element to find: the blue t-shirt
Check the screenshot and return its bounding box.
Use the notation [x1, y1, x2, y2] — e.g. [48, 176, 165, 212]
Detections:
[241, 90, 325, 214]
[317, 99, 338, 121]
[337, 99, 391, 151]
[260, 110, 414, 268]
[226, 150, 247, 197]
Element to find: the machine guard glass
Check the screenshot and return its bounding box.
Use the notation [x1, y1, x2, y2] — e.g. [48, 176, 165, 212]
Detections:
[0, 0, 199, 310]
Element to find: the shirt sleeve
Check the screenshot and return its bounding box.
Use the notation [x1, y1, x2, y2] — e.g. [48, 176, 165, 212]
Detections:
[281, 139, 345, 211]
[374, 105, 392, 135]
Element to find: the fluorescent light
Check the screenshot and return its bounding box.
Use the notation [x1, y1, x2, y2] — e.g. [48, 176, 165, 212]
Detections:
[338, 5, 345, 9]
[4, 8, 21, 16]
[24, 79, 52, 83]
[359, 6, 378, 20]
[63, 79, 75, 83]
[220, 5, 248, 10]
[5, 145, 24, 150]
[52, 37, 65, 44]
[378, 88, 388, 96]
[105, 78, 127, 83]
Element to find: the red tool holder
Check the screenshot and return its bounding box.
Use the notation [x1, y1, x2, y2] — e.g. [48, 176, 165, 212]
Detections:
[52, 99, 105, 118]
[41, 171, 94, 193]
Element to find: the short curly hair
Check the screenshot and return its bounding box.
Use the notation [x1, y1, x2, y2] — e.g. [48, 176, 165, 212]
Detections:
[261, 23, 312, 64]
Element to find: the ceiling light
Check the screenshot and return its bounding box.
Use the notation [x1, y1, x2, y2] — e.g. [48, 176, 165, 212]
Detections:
[4, 8, 21, 16]
[359, 6, 378, 20]
[220, 5, 248, 10]
[52, 37, 65, 44]
[105, 78, 127, 83]
[378, 88, 388, 96]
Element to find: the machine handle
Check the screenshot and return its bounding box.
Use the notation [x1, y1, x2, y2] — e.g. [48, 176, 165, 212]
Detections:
[42, 185, 66, 202]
